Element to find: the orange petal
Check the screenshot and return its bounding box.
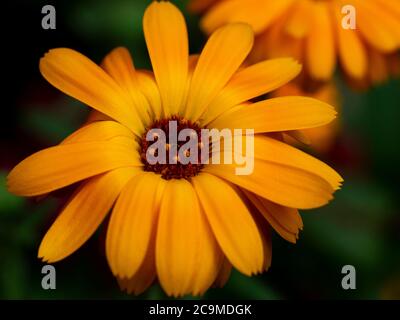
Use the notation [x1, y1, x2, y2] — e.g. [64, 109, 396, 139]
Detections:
[117, 223, 157, 296]
[102, 47, 151, 127]
[61, 120, 134, 145]
[305, 3, 336, 80]
[39, 48, 143, 135]
[333, 3, 367, 79]
[192, 173, 264, 276]
[201, 0, 294, 35]
[354, 0, 400, 52]
[246, 191, 303, 243]
[201, 58, 301, 125]
[38, 167, 140, 263]
[143, 1, 188, 116]
[184, 23, 254, 121]
[213, 258, 232, 288]
[156, 179, 222, 297]
[106, 172, 166, 278]
[209, 97, 336, 133]
[136, 71, 162, 120]
[7, 138, 141, 196]
[204, 160, 335, 209]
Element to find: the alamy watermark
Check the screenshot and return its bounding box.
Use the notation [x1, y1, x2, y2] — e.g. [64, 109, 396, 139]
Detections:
[145, 121, 254, 176]
[40, 4, 357, 31]
[341, 265, 356, 290]
[41, 264, 56, 290]
[41, 5, 56, 30]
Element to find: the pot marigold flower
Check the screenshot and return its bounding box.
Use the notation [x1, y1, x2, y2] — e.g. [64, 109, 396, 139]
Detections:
[190, 0, 400, 84]
[7, 1, 342, 296]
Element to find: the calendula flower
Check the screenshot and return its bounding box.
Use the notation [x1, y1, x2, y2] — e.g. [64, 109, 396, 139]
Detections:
[7, 1, 342, 296]
[190, 0, 400, 84]
[272, 81, 341, 154]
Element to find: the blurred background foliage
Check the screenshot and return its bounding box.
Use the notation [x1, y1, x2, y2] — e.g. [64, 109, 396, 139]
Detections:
[1, 0, 399, 299]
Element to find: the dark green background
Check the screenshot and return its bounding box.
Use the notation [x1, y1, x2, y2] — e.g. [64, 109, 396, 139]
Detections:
[1, 0, 399, 299]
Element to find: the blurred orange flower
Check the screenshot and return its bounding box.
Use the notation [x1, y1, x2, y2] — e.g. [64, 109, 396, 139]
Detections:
[190, 0, 400, 85]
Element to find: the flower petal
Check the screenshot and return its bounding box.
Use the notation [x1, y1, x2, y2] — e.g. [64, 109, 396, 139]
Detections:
[106, 172, 166, 278]
[143, 1, 188, 116]
[201, 58, 302, 125]
[7, 138, 141, 196]
[38, 167, 140, 263]
[201, 0, 294, 35]
[333, 3, 367, 79]
[192, 173, 264, 276]
[210, 134, 342, 190]
[354, 0, 400, 52]
[204, 160, 335, 209]
[184, 23, 254, 121]
[305, 3, 336, 80]
[209, 97, 336, 133]
[245, 191, 303, 243]
[117, 224, 157, 296]
[61, 120, 134, 145]
[251, 211, 272, 271]
[213, 258, 232, 288]
[156, 179, 221, 297]
[285, 0, 312, 38]
[102, 47, 151, 127]
[136, 71, 162, 120]
[39, 48, 143, 135]
[252, 136, 343, 190]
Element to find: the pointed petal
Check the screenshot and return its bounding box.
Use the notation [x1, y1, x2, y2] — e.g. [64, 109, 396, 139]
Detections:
[333, 3, 367, 79]
[201, 58, 302, 125]
[192, 173, 264, 276]
[38, 167, 140, 263]
[184, 23, 254, 121]
[354, 0, 400, 52]
[204, 160, 335, 209]
[102, 47, 151, 127]
[209, 97, 336, 133]
[201, 0, 294, 35]
[213, 258, 232, 288]
[7, 138, 141, 196]
[61, 120, 134, 145]
[117, 225, 157, 296]
[143, 1, 188, 116]
[306, 3, 336, 80]
[245, 191, 303, 243]
[156, 179, 221, 297]
[106, 172, 166, 278]
[252, 136, 343, 190]
[39, 48, 143, 135]
[136, 71, 162, 120]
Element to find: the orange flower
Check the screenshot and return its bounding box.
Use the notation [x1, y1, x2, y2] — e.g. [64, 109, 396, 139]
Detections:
[7, 1, 342, 296]
[190, 0, 400, 84]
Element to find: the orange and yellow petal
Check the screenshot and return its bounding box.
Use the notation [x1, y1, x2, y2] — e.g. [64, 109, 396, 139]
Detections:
[209, 96, 336, 133]
[102, 47, 152, 127]
[192, 173, 264, 276]
[38, 167, 140, 263]
[245, 191, 303, 243]
[106, 172, 166, 278]
[185, 23, 254, 121]
[39, 48, 144, 135]
[201, 58, 302, 125]
[204, 159, 335, 210]
[156, 179, 223, 296]
[7, 137, 141, 196]
[143, 1, 189, 116]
